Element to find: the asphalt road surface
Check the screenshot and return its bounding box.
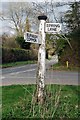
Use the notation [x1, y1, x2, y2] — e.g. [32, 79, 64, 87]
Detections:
[1, 55, 79, 86]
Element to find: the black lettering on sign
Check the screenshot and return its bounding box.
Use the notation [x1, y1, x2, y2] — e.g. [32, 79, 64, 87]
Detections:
[48, 27, 57, 31]
[50, 28, 56, 31]
[46, 23, 60, 28]
[27, 33, 38, 43]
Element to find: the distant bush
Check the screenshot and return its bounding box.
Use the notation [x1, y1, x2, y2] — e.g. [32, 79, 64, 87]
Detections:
[2, 47, 38, 63]
[59, 40, 80, 67]
[0, 47, 2, 64]
[2, 34, 20, 49]
[15, 36, 31, 49]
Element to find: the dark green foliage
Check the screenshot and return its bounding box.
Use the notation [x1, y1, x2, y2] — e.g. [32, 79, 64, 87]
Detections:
[56, 38, 67, 56]
[59, 2, 80, 67]
[15, 36, 31, 49]
[46, 34, 55, 59]
[59, 28, 80, 67]
[64, 1, 80, 33]
[70, 27, 80, 41]
[0, 47, 2, 64]
[2, 48, 38, 63]
[59, 38, 79, 67]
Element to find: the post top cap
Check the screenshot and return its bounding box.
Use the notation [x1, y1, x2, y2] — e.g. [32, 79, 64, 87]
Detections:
[38, 15, 47, 20]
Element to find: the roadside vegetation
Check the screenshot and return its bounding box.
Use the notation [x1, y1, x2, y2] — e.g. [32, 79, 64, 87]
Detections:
[2, 47, 38, 64]
[51, 63, 79, 71]
[2, 85, 79, 119]
[58, 2, 80, 68]
[1, 17, 38, 67]
[1, 60, 37, 68]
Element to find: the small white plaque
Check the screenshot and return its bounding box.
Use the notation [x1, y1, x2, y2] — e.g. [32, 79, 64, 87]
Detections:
[45, 23, 61, 33]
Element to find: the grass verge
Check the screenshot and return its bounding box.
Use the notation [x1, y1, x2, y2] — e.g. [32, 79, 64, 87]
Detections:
[2, 84, 80, 119]
[1, 61, 37, 68]
[51, 63, 79, 71]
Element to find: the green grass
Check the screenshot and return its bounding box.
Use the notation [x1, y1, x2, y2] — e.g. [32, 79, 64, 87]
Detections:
[51, 63, 79, 71]
[2, 85, 80, 119]
[1, 60, 37, 68]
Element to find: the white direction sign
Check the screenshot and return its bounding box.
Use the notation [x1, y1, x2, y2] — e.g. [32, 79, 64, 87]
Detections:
[24, 32, 39, 44]
[45, 23, 61, 33]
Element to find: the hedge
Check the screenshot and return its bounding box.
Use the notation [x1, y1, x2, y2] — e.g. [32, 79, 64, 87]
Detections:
[0, 47, 2, 64]
[59, 41, 80, 67]
[2, 47, 38, 63]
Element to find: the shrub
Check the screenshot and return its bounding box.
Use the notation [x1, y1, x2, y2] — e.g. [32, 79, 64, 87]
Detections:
[15, 36, 31, 49]
[2, 47, 38, 63]
[59, 40, 80, 67]
[2, 34, 20, 49]
[0, 47, 2, 64]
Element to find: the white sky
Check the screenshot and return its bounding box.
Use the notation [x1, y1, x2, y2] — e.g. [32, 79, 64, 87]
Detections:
[0, 0, 80, 2]
[0, 0, 80, 35]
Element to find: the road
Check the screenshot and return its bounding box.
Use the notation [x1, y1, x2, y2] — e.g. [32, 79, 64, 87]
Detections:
[1, 55, 79, 86]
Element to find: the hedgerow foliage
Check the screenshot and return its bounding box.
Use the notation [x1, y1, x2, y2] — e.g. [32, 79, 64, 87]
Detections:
[2, 47, 38, 63]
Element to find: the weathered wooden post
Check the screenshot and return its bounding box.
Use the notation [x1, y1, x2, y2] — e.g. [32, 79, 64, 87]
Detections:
[36, 15, 47, 104]
[24, 15, 61, 104]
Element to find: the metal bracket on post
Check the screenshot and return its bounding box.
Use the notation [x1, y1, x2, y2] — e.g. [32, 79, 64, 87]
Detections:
[36, 15, 47, 104]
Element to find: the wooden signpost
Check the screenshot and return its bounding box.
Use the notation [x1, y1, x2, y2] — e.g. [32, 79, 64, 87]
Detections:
[24, 15, 61, 103]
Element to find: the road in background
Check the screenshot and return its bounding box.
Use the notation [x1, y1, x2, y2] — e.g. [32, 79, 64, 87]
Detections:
[1, 55, 79, 86]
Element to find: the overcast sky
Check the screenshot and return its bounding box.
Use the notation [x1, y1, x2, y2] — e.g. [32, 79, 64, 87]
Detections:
[0, 0, 80, 35]
[0, 0, 80, 2]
